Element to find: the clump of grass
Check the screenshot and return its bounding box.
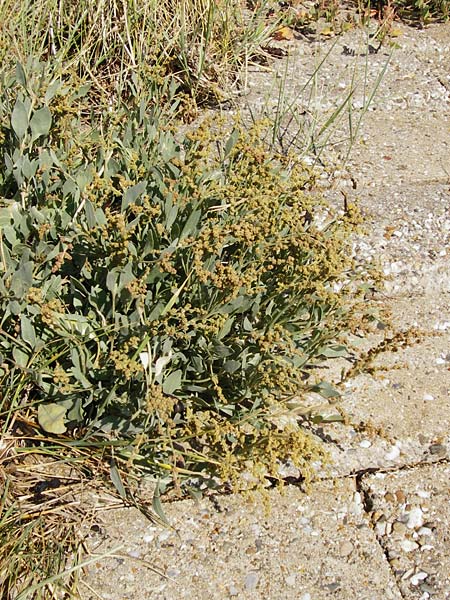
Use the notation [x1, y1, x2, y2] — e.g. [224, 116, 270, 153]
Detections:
[0, 437, 89, 599]
[0, 0, 278, 110]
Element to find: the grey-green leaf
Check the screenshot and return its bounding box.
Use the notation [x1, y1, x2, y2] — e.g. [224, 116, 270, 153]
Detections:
[122, 180, 146, 211]
[310, 381, 341, 399]
[224, 128, 238, 158]
[44, 79, 61, 103]
[21, 314, 37, 349]
[110, 458, 127, 500]
[152, 480, 171, 527]
[15, 62, 27, 87]
[318, 345, 348, 358]
[224, 360, 240, 374]
[30, 106, 52, 141]
[11, 99, 29, 141]
[162, 369, 182, 395]
[38, 403, 67, 434]
[13, 347, 29, 367]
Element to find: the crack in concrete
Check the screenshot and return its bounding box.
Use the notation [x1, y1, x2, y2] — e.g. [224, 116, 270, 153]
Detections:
[354, 469, 408, 599]
[352, 458, 450, 600]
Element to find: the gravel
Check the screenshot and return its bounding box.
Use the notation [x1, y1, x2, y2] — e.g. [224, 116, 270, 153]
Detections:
[361, 463, 450, 599]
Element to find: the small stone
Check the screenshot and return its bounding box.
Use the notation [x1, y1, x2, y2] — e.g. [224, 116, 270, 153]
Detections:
[393, 521, 407, 534]
[229, 584, 239, 596]
[423, 393, 434, 401]
[244, 572, 259, 591]
[417, 536, 430, 547]
[385, 492, 396, 503]
[410, 572, 428, 586]
[429, 444, 446, 456]
[417, 490, 430, 499]
[255, 538, 264, 551]
[339, 541, 354, 557]
[406, 507, 424, 529]
[395, 490, 407, 504]
[418, 527, 433, 537]
[299, 594, 312, 600]
[323, 582, 341, 592]
[353, 491, 363, 506]
[401, 539, 419, 552]
[166, 568, 180, 578]
[372, 510, 385, 523]
[158, 530, 171, 542]
[385, 445, 401, 461]
[375, 521, 387, 536]
[285, 574, 296, 587]
[359, 439, 372, 448]
[401, 568, 415, 581]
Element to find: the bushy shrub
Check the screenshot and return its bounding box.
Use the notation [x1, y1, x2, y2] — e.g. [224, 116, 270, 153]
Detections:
[0, 63, 375, 491]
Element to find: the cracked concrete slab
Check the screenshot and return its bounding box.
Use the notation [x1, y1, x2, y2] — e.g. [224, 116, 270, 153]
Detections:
[310, 295, 450, 478]
[361, 462, 450, 599]
[81, 478, 402, 600]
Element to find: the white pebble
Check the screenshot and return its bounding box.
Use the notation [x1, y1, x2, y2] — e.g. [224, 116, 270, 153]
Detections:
[435, 357, 446, 365]
[285, 574, 297, 587]
[359, 440, 372, 448]
[423, 393, 434, 401]
[410, 572, 428, 586]
[406, 507, 424, 529]
[417, 490, 430, 499]
[339, 541, 354, 557]
[401, 539, 419, 552]
[418, 527, 433, 536]
[385, 445, 401, 461]
[353, 492, 362, 505]
[166, 568, 180, 578]
[244, 572, 259, 591]
[375, 521, 387, 536]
